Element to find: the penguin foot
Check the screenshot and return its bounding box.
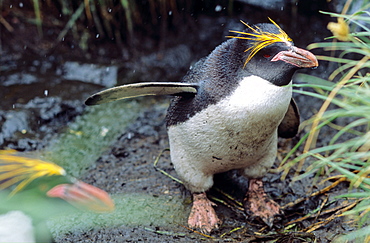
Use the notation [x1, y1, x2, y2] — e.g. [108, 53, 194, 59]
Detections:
[243, 178, 282, 227]
[188, 192, 221, 233]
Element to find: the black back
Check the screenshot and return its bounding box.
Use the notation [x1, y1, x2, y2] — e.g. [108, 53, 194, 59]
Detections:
[166, 23, 301, 127]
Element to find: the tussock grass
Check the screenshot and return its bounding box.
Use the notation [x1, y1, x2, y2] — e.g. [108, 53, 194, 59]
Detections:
[279, 4, 370, 241]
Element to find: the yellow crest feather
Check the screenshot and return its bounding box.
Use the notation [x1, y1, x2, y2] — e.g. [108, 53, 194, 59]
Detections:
[0, 150, 66, 197]
[227, 18, 292, 66]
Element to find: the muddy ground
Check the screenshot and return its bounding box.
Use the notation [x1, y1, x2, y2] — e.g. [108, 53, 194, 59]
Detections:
[0, 1, 362, 242]
[52, 100, 354, 243]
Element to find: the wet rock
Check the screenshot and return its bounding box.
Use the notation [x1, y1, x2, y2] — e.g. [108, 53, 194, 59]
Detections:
[22, 97, 63, 121]
[2, 73, 38, 86]
[0, 97, 85, 151]
[236, 0, 286, 10]
[21, 97, 84, 123]
[59, 62, 118, 87]
[0, 110, 29, 145]
[15, 138, 41, 151]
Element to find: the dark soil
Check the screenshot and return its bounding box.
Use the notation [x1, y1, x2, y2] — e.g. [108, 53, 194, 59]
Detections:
[49, 99, 352, 243]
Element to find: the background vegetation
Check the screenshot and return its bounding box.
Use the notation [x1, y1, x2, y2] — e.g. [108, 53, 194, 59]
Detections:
[1, 0, 237, 56]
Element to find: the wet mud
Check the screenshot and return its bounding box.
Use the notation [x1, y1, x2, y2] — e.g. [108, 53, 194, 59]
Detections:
[49, 100, 353, 242]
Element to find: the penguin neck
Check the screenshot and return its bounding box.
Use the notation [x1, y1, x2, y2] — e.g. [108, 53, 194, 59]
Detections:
[244, 62, 297, 87]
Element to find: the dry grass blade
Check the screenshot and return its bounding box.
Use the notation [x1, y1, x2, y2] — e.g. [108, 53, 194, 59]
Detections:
[0, 150, 66, 197]
[0, 14, 14, 32]
[285, 200, 355, 226]
[179, 224, 215, 239]
[304, 200, 358, 233]
[282, 177, 347, 210]
[219, 226, 244, 238]
[248, 231, 316, 242]
[120, 0, 133, 41]
[209, 195, 245, 213]
[214, 187, 244, 208]
[56, 2, 85, 43]
[153, 148, 183, 185]
[314, 196, 329, 222]
[32, 0, 43, 37]
[143, 227, 186, 237]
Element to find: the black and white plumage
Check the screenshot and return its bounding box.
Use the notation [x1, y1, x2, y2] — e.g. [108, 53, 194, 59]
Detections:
[85, 20, 318, 233]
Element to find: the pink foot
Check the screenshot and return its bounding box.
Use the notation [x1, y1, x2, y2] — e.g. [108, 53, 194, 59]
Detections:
[188, 192, 221, 233]
[244, 178, 281, 227]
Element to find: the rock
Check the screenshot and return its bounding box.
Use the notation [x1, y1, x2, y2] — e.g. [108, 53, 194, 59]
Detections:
[0, 110, 29, 145]
[60, 62, 118, 87]
[236, 0, 287, 10]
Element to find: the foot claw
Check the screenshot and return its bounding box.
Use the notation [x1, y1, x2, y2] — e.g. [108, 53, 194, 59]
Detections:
[188, 192, 221, 233]
[244, 178, 282, 227]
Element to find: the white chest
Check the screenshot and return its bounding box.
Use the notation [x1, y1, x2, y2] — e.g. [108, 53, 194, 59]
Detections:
[168, 76, 292, 174]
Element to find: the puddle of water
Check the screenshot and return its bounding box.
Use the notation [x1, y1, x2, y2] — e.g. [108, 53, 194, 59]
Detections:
[1, 62, 118, 109]
[0, 54, 122, 151]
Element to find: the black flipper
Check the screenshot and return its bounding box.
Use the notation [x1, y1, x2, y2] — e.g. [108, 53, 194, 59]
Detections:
[85, 82, 199, 106]
[278, 98, 300, 138]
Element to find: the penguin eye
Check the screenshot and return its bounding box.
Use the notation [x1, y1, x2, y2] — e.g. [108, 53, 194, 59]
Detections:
[263, 54, 271, 58]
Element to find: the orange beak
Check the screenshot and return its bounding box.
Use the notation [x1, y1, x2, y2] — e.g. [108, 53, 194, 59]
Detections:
[47, 180, 115, 213]
[271, 46, 319, 68]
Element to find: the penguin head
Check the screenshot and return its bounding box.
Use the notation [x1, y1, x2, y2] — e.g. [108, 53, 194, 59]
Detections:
[229, 19, 318, 86]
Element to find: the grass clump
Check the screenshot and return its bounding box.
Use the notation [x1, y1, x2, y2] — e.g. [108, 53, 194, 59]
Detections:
[279, 4, 370, 242]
